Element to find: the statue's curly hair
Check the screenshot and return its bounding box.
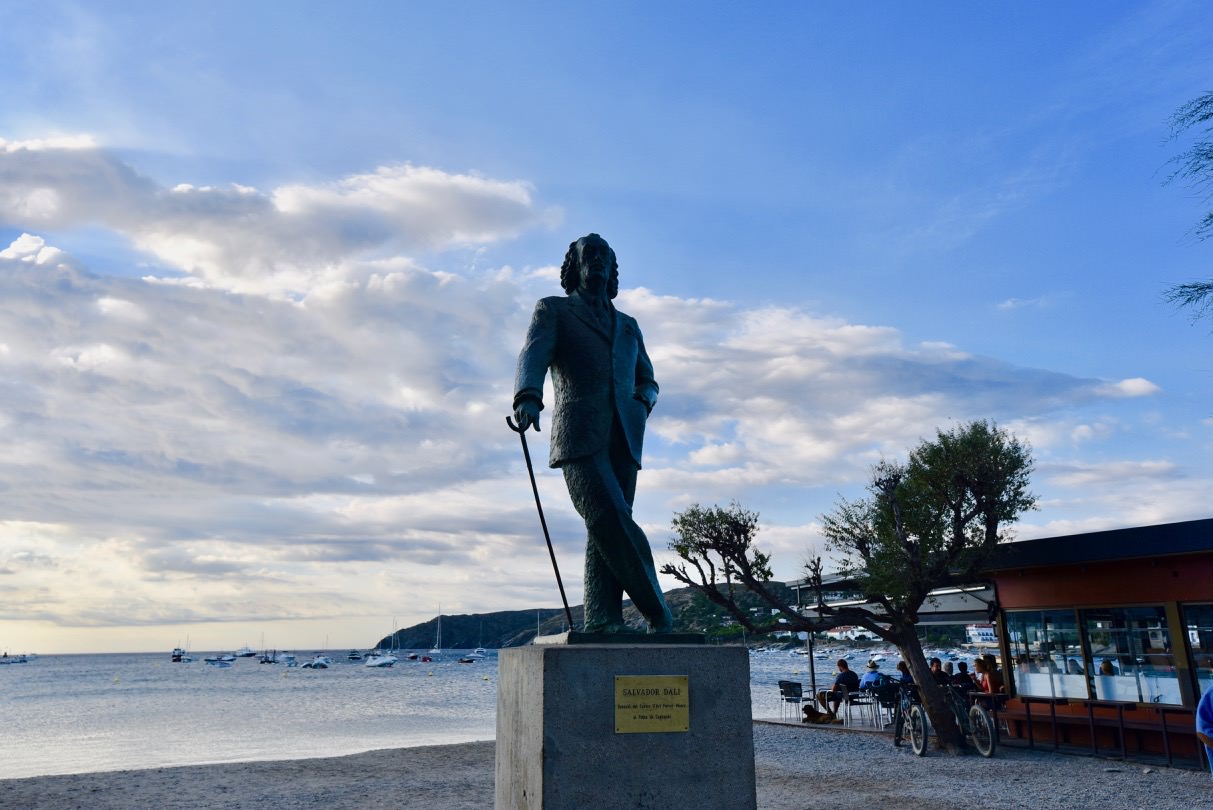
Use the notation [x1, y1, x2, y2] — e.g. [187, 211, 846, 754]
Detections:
[560, 233, 619, 298]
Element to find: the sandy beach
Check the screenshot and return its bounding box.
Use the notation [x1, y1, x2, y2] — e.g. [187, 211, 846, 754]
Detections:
[2, 722, 1209, 809]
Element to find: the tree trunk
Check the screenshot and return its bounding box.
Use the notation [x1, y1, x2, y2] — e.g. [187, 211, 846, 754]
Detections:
[891, 626, 966, 754]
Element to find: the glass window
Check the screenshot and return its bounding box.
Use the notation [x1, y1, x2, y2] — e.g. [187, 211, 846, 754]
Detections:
[1085, 606, 1180, 705]
[1005, 610, 1089, 699]
[1182, 603, 1213, 694]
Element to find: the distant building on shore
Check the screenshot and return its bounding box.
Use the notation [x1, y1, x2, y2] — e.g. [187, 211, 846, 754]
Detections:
[965, 623, 998, 646]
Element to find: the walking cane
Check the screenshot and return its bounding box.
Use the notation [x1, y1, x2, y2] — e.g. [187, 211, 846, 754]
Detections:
[506, 416, 576, 631]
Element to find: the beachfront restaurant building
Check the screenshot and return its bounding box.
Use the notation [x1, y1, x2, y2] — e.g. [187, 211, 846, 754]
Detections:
[985, 518, 1211, 768]
[790, 518, 1212, 768]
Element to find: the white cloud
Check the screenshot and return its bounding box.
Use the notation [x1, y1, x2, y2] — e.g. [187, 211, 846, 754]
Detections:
[0, 232, 65, 264]
[997, 296, 1046, 311]
[0, 135, 96, 152]
[0, 142, 552, 297]
[1096, 377, 1161, 398]
[1046, 459, 1178, 489]
[0, 144, 1207, 650]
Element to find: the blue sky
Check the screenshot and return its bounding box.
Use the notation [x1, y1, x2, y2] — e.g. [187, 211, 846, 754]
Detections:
[1, 1, 1211, 654]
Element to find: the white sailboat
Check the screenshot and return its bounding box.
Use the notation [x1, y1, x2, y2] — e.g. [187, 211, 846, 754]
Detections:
[171, 637, 194, 663]
[428, 606, 442, 654]
[470, 621, 487, 658]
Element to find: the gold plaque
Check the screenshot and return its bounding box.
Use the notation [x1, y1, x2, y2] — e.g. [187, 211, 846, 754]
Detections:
[614, 675, 689, 733]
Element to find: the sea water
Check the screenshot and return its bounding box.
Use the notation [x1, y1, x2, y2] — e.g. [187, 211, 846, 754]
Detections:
[0, 652, 499, 779]
[0, 647, 851, 779]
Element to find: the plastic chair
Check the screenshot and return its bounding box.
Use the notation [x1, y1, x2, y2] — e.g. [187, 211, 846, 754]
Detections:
[871, 682, 902, 728]
[777, 680, 804, 721]
[841, 684, 876, 727]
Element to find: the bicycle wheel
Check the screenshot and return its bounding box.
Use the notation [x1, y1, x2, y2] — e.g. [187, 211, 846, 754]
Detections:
[969, 705, 996, 758]
[892, 704, 904, 747]
[908, 704, 928, 756]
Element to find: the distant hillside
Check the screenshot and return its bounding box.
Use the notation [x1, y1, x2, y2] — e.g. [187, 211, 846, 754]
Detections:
[373, 582, 797, 649]
[375, 607, 575, 651]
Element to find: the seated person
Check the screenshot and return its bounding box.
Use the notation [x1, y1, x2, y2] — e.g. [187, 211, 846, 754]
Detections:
[1099, 659, 1117, 675]
[929, 657, 950, 686]
[859, 660, 884, 689]
[895, 660, 913, 683]
[816, 658, 860, 720]
[974, 656, 1004, 694]
[951, 661, 977, 692]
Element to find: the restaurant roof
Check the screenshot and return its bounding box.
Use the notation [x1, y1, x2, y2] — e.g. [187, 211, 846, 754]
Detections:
[984, 517, 1213, 571]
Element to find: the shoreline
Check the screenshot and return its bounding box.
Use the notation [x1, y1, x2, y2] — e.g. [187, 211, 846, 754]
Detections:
[3, 723, 1209, 809]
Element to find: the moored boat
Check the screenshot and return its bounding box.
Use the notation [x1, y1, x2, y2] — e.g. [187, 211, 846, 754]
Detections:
[428, 607, 442, 654]
[301, 655, 332, 669]
[364, 653, 397, 668]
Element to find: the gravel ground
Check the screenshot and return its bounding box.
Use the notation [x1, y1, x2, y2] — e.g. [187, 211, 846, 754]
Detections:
[2, 722, 1208, 809]
[752, 721, 1211, 809]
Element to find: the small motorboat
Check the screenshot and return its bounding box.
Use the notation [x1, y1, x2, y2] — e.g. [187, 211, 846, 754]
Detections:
[364, 653, 397, 668]
[301, 655, 332, 669]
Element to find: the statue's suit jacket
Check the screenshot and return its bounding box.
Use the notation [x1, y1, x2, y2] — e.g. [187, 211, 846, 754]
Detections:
[514, 293, 658, 470]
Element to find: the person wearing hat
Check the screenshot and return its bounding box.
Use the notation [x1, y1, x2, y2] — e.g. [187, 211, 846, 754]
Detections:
[859, 659, 884, 689]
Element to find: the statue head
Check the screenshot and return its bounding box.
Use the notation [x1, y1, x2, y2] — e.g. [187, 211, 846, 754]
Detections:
[560, 233, 619, 299]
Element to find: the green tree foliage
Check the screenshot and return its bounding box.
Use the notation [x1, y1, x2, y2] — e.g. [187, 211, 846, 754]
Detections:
[1163, 90, 1213, 320]
[825, 420, 1036, 624]
[662, 420, 1035, 754]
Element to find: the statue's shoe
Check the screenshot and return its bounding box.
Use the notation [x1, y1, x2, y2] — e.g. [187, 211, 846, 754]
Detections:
[649, 605, 674, 634]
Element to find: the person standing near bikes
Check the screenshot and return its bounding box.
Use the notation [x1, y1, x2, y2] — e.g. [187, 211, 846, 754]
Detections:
[1195, 682, 1213, 779]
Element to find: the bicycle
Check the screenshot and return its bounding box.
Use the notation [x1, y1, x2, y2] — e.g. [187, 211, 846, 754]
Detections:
[943, 683, 997, 757]
[886, 682, 997, 757]
[886, 682, 930, 756]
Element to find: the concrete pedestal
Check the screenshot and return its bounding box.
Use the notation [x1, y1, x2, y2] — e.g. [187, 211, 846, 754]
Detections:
[495, 644, 756, 809]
